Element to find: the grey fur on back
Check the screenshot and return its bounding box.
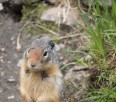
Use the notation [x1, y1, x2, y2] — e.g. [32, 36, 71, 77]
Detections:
[31, 37, 51, 49]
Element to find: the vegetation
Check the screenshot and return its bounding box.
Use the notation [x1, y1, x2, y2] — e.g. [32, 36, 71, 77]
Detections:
[62, 0, 116, 101]
[22, 3, 59, 36]
[79, 0, 116, 101]
[21, 0, 116, 102]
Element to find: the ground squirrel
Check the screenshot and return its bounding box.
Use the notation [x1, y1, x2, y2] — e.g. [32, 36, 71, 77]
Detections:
[19, 37, 62, 102]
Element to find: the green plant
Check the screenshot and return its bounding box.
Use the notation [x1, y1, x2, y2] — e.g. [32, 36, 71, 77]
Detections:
[80, 86, 116, 102]
[60, 49, 88, 71]
[81, 0, 116, 60]
[78, 0, 116, 102]
[21, 3, 59, 36]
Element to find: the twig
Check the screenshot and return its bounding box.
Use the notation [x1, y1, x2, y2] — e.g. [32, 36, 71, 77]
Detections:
[56, 33, 81, 40]
[36, 24, 59, 36]
[63, 0, 71, 22]
[16, 21, 30, 51]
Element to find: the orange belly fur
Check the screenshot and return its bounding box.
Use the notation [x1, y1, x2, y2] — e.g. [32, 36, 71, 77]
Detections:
[20, 59, 62, 102]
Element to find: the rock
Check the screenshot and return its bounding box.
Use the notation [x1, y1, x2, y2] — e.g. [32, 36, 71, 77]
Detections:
[7, 95, 15, 99]
[7, 61, 11, 64]
[82, 0, 112, 7]
[41, 7, 84, 28]
[0, 0, 8, 3]
[0, 3, 3, 10]
[59, 44, 65, 48]
[10, 37, 15, 41]
[7, 76, 15, 83]
[11, 37, 15, 45]
[55, 44, 60, 51]
[0, 71, 5, 77]
[63, 66, 90, 101]
[0, 58, 4, 63]
[0, 88, 4, 93]
[64, 66, 90, 89]
[1, 48, 5, 52]
[55, 43, 65, 51]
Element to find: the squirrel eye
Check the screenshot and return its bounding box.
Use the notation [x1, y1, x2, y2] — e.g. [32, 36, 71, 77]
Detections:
[43, 51, 48, 58]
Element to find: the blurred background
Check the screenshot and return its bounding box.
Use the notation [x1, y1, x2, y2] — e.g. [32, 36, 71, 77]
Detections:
[0, 0, 116, 102]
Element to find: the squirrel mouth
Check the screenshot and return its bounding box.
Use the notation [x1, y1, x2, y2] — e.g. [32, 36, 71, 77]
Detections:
[28, 63, 42, 71]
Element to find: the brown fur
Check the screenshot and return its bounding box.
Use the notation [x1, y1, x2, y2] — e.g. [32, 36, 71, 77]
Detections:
[27, 48, 42, 66]
[20, 59, 62, 102]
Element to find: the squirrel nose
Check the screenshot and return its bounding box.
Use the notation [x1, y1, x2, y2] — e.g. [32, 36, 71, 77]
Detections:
[31, 64, 36, 67]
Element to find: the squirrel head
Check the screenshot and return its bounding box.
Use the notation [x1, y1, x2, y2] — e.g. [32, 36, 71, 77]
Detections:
[24, 37, 58, 71]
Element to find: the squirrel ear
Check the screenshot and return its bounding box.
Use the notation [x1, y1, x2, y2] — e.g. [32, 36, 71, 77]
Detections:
[49, 40, 55, 50]
[23, 48, 30, 59]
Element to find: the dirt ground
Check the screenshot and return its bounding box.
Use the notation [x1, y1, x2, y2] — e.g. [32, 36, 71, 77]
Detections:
[0, 11, 86, 102]
[0, 13, 32, 102]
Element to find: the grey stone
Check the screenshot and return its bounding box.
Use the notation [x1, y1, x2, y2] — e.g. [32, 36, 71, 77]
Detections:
[10, 37, 15, 41]
[55, 44, 65, 51]
[0, 0, 8, 3]
[0, 71, 4, 77]
[64, 66, 90, 89]
[0, 88, 4, 93]
[0, 3, 3, 10]
[7, 95, 15, 99]
[41, 7, 84, 27]
[7, 76, 15, 83]
[1, 48, 5, 52]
